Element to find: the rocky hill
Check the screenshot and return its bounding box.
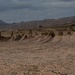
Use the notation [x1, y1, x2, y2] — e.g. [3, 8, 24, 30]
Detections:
[11, 16, 75, 29]
[1, 16, 75, 30]
[0, 20, 9, 30]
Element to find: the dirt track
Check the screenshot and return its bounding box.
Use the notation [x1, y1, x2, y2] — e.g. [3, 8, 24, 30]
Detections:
[0, 34, 75, 75]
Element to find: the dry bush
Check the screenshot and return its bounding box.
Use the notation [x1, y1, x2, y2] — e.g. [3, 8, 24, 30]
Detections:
[10, 31, 13, 37]
[24, 65, 39, 75]
[48, 30, 55, 37]
[35, 32, 38, 36]
[15, 33, 22, 40]
[28, 30, 34, 38]
[71, 28, 75, 32]
[58, 31, 63, 36]
[25, 35, 28, 39]
[10, 71, 18, 75]
[67, 31, 72, 35]
[28, 29, 33, 35]
[0, 31, 1, 37]
[41, 31, 48, 36]
[56, 28, 67, 31]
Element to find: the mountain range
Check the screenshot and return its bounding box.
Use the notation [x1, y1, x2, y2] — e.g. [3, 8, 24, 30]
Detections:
[0, 16, 75, 30]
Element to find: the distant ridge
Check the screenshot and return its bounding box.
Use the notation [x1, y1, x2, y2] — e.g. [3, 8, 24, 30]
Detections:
[0, 16, 75, 30]
[11, 16, 75, 29]
[0, 20, 9, 30]
[0, 20, 8, 25]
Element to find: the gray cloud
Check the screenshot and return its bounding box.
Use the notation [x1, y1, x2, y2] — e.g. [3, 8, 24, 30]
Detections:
[0, 0, 33, 11]
[0, 0, 74, 11]
[0, 0, 75, 23]
[60, 0, 75, 2]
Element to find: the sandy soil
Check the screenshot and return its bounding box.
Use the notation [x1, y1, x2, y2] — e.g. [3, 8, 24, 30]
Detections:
[0, 34, 75, 75]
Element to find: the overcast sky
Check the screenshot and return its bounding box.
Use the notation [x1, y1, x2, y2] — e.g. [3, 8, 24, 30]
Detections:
[0, 0, 75, 23]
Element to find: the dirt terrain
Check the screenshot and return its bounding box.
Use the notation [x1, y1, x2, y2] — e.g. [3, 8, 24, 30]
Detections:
[0, 30, 75, 75]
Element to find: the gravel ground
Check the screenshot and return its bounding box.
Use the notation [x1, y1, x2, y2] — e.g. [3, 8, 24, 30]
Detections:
[0, 35, 75, 75]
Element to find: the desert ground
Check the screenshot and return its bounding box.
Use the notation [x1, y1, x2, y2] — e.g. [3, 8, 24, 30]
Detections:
[0, 29, 75, 75]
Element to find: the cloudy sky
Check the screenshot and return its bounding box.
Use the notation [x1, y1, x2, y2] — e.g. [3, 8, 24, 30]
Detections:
[0, 0, 75, 23]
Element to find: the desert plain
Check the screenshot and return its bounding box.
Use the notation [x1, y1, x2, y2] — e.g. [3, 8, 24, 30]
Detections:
[0, 29, 75, 75]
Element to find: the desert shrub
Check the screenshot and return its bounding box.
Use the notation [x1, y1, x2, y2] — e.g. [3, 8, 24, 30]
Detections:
[49, 31, 55, 37]
[0, 31, 1, 37]
[20, 31, 23, 34]
[39, 25, 43, 28]
[15, 34, 22, 40]
[21, 32, 24, 36]
[69, 26, 75, 32]
[41, 32, 44, 35]
[26, 65, 39, 75]
[45, 31, 48, 35]
[36, 28, 43, 31]
[17, 29, 21, 32]
[70, 28, 75, 32]
[58, 31, 63, 36]
[25, 35, 28, 39]
[56, 28, 67, 31]
[35, 32, 38, 35]
[11, 31, 13, 37]
[11, 71, 18, 75]
[29, 29, 32, 34]
[67, 31, 71, 35]
[41, 31, 48, 36]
